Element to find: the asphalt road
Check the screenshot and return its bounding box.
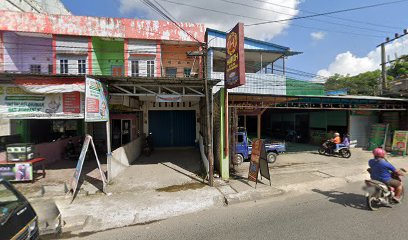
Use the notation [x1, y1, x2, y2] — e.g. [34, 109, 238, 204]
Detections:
[65, 181, 407, 240]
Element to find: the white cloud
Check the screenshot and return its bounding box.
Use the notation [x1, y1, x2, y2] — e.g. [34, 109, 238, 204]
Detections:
[310, 31, 325, 41]
[118, 0, 301, 40]
[317, 36, 408, 78]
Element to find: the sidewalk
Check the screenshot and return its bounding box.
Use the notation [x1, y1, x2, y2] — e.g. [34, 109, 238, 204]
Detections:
[28, 148, 408, 236]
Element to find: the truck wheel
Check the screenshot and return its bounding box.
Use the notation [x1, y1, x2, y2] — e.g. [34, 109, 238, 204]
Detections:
[233, 154, 244, 165]
[267, 152, 277, 164]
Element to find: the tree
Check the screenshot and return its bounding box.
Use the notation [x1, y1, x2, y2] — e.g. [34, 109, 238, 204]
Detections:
[324, 70, 381, 96]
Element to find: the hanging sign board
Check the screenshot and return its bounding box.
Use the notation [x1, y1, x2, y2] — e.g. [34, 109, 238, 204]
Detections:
[392, 131, 408, 156]
[70, 134, 107, 202]
[85, 77, 109, 122]
[225, 23, 245, 89]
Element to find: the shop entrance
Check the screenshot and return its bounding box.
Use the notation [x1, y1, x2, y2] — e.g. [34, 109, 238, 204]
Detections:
[148, 110, 195, 148]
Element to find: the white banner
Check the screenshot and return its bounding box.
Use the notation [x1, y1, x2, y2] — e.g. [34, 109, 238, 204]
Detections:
[156, 95, 182, 103]
[0, 85, 84, 119]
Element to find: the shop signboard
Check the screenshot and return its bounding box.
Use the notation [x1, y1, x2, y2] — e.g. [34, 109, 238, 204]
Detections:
[85, 77, 109, 122]
[0, 85, 84, 119]
[0, 163, 33, 181]
[225, 23, 245, 89]
[392, 131, 408, 156]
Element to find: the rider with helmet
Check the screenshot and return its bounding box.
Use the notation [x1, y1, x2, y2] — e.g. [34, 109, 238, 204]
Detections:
[329, 132, 341, 153]
[368, 148, 404, 202]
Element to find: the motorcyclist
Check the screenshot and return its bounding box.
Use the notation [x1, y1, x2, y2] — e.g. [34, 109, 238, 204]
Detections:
[368, 148, 404, 202]
[329, 132, 341, 153]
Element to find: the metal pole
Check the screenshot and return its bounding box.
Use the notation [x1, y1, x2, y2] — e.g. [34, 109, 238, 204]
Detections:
[106, 120, 112, 183]
[381, 43, 387, 95]
[224, 88, 229, 164]
[203, 44, 214, 186]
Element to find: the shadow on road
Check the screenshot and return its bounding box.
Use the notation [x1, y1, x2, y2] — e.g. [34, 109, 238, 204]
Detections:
[312, 189, 368, 211]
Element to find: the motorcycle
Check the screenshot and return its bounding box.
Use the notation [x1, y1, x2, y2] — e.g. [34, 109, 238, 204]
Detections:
[318, 140, 351, 158]
[364, 168, 406, 211]
[143, 132, 153, 156]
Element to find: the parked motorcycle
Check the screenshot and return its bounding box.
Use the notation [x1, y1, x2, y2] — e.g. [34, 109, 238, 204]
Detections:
[364, 168, 406, 211]
[143, 132, 153, 156]
[318, 140, 351, 158]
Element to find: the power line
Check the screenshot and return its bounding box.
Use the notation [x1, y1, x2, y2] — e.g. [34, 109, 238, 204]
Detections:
[246, 0, 408, 26]
[156, 0, 384, 38]
[249, 0, 403, 30]
[217, 0, 392, 34]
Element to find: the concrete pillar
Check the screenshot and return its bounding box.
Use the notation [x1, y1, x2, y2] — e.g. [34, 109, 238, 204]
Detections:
[124, 39, 128, 76]
[88, 36, 93, 75]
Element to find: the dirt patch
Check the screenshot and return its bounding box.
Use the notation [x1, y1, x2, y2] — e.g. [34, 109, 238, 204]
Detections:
[156, 182, 206, 192]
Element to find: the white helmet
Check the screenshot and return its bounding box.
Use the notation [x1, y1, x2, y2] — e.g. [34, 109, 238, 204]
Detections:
[334, 132, 340, 136]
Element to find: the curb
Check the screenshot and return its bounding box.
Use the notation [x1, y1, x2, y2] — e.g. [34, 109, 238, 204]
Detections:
[223, 173, 368, 206]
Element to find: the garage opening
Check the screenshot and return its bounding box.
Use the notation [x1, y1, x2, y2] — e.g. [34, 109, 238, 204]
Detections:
[148, 110, 196, 148]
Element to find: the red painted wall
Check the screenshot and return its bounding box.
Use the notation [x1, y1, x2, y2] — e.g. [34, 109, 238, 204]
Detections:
[0, 11, 205, 43]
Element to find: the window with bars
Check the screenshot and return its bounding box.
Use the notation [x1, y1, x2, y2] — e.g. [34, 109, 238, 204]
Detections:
[131, 60, 139, 77]
[60, 59, 68, 74]
[147, 60, 155, 77]
[30, 65, 41, 74]
[78, 59, 86, 74]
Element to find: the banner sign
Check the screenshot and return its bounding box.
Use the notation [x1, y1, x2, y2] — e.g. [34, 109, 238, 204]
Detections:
[85, 77, 109, 122]
[156, 95, 182, 103]
[0, 85, 84, 119]
[225, 23, 245, 89]
[0, 163, 33, 181]
[392, 131, 408, 155]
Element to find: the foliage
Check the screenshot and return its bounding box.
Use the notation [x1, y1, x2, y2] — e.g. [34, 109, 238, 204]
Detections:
[324, 70, 381, 96]
[387, 55, 408, 78]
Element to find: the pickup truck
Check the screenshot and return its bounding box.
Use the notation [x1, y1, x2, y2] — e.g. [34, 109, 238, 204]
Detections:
[234, 130, 286, 165]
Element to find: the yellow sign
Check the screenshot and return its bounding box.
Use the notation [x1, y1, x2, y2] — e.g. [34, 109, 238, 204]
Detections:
[392, 131, 408, 155]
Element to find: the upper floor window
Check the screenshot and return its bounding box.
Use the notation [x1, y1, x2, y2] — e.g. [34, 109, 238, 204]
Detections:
[60, 59, 68, 74]
[166, 67, 177, 78]
[30, 65, 41, 74]
[78, 59, 86, 75]
[147, 60, 155, 77]
[131, 60, 139, 77]
[48, 64, 53, 74]
[184, 68, 192, 77]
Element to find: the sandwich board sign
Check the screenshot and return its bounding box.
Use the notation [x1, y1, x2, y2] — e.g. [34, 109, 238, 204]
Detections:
[69, 134, 107, 202]
[248, 139, 271, 188]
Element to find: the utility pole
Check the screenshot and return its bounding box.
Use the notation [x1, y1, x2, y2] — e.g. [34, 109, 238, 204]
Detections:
[380, 43, 386, 95]
[378, 29, 408, 95]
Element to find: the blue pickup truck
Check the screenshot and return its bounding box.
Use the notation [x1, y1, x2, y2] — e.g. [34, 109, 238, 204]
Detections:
[234, 129, 286, 165]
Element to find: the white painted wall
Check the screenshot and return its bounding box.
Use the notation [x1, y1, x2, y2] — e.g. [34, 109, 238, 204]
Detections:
[56, 36, 88, 53]
[111, 137, 143, 179]
[0, 0, 71, 15]
[56, 54, 88, 75]
[127, 40, 157, 77]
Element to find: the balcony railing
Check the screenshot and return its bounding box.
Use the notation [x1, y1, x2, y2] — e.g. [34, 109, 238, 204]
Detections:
[211, 72, 286, 95]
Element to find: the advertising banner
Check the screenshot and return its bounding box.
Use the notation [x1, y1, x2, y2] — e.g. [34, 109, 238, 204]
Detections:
[156, 95, 182, 103]
[225, 23, 245, 89]
[85, 77, 109, 122]
[0, 85, 84, 119]
[392, 131, 408, 155]
[0, 163, 33, 181]
[248, 139, 261, 183]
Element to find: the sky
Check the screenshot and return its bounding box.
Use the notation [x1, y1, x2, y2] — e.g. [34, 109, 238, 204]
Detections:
[61, 0, 408, 81]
